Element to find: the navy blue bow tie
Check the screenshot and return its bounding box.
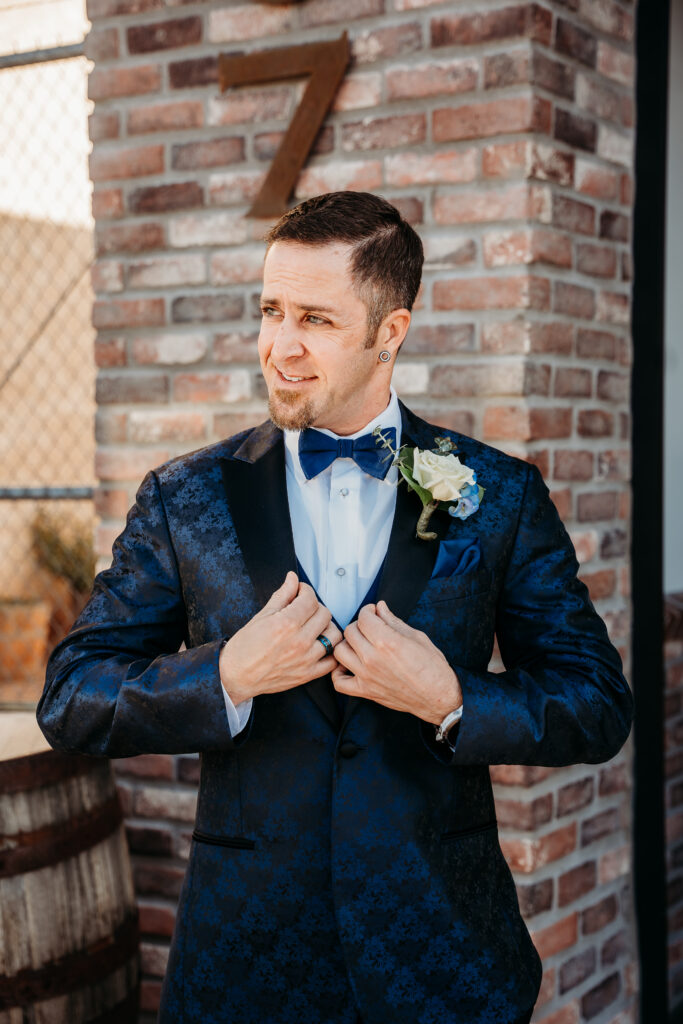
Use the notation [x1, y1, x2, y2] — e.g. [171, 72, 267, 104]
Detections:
[298, 427, 396, 481]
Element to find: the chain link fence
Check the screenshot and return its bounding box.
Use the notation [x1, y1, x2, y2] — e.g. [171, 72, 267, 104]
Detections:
[0, 16, 95, 706]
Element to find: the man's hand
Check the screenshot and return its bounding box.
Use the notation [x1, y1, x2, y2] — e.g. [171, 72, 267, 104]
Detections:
[219, 571, 342, 704]
[331, 600, 462, 725]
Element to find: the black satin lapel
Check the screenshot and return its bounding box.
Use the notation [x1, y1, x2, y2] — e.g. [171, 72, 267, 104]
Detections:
[375, 443, 450, 624]
[220, 440, 296, 607]
[220, 440, 339, 732]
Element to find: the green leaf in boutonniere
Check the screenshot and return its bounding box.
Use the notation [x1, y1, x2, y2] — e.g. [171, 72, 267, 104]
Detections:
[373, 428, 483, 541]
[395, 450, 432, 506]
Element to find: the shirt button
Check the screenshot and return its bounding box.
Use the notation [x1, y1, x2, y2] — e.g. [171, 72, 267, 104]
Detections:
[336, 567, 346, 577]
[339, 488, 349, 497]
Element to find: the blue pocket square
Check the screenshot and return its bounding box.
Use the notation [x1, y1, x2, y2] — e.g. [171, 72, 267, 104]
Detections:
[431, 537, 482, 580]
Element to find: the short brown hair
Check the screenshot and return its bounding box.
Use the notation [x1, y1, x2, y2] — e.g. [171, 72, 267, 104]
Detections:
[264, 191, 423, 345]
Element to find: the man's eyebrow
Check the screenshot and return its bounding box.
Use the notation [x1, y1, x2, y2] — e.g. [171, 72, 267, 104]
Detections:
[259, 296, 338, 314]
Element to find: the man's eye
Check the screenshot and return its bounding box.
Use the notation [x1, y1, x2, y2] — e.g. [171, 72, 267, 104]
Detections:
[261, 307, 279, 317]
[306, 314, 326, 325]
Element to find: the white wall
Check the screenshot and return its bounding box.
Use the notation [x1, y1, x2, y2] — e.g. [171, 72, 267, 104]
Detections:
[665, 0, 683, 593]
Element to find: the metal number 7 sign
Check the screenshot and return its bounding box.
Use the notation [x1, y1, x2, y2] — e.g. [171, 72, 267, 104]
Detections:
[218, 33, 350, 219]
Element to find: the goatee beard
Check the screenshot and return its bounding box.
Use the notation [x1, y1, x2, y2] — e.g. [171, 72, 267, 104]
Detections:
[268, 392, 317, 431]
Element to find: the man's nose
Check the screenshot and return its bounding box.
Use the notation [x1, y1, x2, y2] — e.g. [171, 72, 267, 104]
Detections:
[270, 318, 306, 361]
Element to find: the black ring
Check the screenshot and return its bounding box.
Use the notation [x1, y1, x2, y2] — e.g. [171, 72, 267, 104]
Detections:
[317, 634, 333, 656]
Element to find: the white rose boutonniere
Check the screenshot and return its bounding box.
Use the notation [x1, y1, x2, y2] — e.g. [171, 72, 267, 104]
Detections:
[412, 449, 475, 501]
[373, 429, 484, 540]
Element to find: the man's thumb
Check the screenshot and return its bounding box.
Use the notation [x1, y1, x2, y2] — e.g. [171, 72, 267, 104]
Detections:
[376, 600, 414, 638]
[263, 571, 299, 613]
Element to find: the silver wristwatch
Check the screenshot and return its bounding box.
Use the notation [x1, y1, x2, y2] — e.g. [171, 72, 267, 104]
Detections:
[434, 705, 463, 744]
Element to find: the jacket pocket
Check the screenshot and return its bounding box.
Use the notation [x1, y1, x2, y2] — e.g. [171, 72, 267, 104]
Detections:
[192, 828, 256, 850]
[423, 566, 494, 604]
[440, 819, 497, 843]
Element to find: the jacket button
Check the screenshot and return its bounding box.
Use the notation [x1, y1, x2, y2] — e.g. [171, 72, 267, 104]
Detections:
[339, 741, 359, 758]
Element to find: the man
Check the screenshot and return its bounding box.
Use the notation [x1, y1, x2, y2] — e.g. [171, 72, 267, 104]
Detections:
[38, 191, 633, 1024]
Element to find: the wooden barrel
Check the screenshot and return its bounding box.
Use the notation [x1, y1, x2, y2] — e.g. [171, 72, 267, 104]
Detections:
[0, 714, 139, 1023]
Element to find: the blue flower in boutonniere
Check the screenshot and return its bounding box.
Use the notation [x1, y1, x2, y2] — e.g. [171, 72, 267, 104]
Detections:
[373, 429, 484, 541]
[448, 481, 481, 521]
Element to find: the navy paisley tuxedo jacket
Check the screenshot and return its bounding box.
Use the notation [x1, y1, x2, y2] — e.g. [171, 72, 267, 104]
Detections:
[37, 403, 633, 1024]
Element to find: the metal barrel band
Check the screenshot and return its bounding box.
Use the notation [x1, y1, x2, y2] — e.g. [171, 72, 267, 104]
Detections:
[317, 634, 333, 656]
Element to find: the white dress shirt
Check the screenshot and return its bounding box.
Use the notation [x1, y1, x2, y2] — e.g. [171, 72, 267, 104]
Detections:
[222, 389, 402, 736]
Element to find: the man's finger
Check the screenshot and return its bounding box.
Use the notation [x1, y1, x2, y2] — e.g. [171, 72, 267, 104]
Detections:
[334, 639, 363, 676]
[375, 600, 421, 640]
[343, 620, 373, 660]
[285, 582, 322, 626]
[331, 665, 358, 692]
[311, 619, 343, 650]
[304, 603, 334, 645]
[355, 604, 394, 645]
[324, 622, 343, 647]
[261, 571, 299, 614]
[308, 655, 339, 680]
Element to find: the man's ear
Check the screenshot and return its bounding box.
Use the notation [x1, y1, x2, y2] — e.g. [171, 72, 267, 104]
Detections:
[377, 308, 411, 356]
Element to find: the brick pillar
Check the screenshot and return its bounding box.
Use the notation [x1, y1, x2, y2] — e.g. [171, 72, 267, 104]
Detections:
[85, 0, 637, 1019]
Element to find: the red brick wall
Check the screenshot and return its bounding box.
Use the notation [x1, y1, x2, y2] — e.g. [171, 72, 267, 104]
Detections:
[85, 0, 637, 1019]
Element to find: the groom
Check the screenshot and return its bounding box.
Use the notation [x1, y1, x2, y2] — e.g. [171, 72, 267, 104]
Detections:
[38, 191, 633, 1024]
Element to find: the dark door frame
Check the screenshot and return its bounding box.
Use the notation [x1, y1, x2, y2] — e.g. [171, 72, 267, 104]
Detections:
[631, 1, 671, 1020]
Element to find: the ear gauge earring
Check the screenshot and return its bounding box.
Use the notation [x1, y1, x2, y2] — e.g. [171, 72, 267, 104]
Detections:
[378, 350, 392, 363]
